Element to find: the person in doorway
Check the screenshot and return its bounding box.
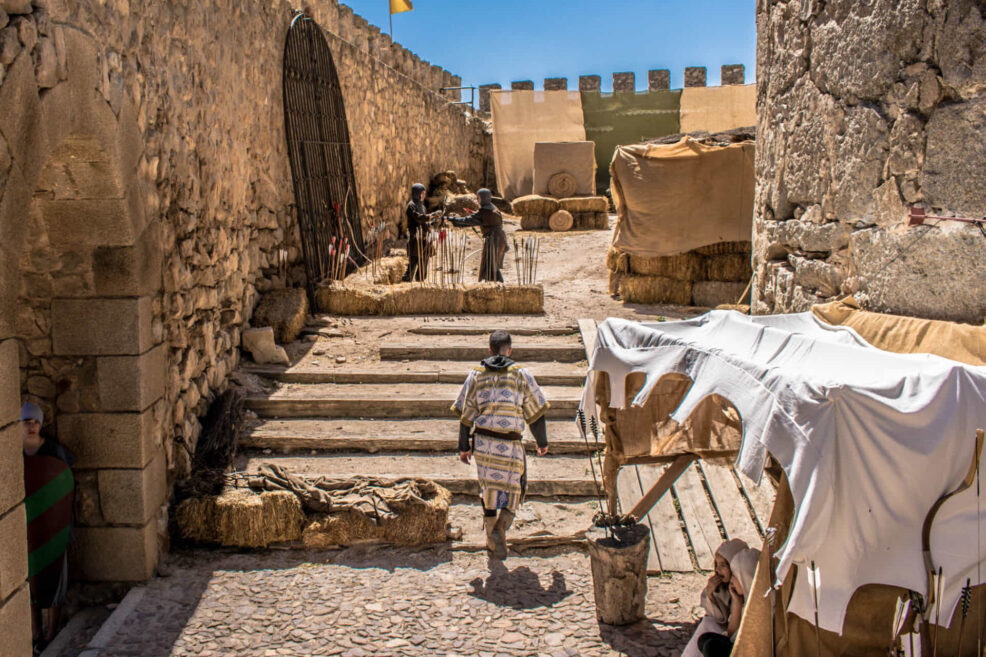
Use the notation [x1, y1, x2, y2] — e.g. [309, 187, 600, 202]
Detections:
[452, 330, 549, 559]
[692, 546, 762, 657]
[401, 182, 442, 282]
[681, 538, 749, 657]
[448, 188, 507, 282]
[21, 402, 75, 652]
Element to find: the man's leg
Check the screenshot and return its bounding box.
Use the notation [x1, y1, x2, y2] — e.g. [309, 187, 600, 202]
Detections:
[31, 602, 41, 642]
[45, 605, 61, 642]
[482, 507, 497, 552]
[491, 509, 514, 560]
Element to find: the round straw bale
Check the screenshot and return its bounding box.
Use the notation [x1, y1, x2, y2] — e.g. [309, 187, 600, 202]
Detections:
[548, 210, 574, 232]
[512, 194, 560, 218]
[520, 215, 549, 230]
[560, 196, 609, 214]
[548, 172, 578, 198]
[694, 241, 752, 256]
[629, 252, 704, 280]
[617, 274, 692, 305]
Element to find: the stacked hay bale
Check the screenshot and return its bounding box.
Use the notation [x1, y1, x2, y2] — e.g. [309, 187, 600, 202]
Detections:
[607, 241, 751, 306]
[513, 195, 608, 231]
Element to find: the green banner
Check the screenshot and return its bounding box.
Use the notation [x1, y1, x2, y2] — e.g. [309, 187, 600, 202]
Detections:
[581, 90, 682, 191]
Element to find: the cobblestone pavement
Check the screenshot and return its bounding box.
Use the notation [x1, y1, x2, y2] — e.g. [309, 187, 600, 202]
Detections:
[96, 546, 706, 657]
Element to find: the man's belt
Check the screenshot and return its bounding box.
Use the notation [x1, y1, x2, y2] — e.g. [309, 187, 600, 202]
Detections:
[474, 426, 523, 442]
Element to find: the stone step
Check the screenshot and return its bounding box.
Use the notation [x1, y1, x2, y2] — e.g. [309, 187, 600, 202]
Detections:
[379, 342, 586, 363]
[242, 361, 587, 386]
[235, 453, 601, 497]
[408, 324, 578, 336]
[244, 383, 581, 418]
[241, 418, 601, 455]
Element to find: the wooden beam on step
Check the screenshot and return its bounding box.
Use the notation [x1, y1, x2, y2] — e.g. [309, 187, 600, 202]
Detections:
[628, 454, 696, 521]
[578, 318, 598, 362]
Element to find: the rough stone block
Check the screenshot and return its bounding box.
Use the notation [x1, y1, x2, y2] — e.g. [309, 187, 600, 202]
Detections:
[0, 584, 31, 657]
[684, 66, 707, 87]
[544, 77, 567, 91]
[721, 64, 744, 85]
[92, 222, 163, 297]
[478, 83, 500, 112]
[511, 80, 533, 91]
[648, 69, 670, 91]
[0, 503, 26, 600]
[0, 424, 24, 516]
[37, 198, 134, 247]
[251, 287, 308, 344]
[96, 344, 166, 412]
[921, 96, 986, 217]
[613, 72, 635, 92]
[58, 405, 161, 469]
[579, 75, 601, 92]
[241, 327, 289, 365]
[70, 520, 158, 581]
[97, 449, 166, 525]
[0, 339, 17, 427]
[52, 296, 154, 356]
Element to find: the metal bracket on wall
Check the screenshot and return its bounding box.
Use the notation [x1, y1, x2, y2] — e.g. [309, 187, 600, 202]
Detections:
[908, 206, 986, 227]
[441, 86, 476, 108]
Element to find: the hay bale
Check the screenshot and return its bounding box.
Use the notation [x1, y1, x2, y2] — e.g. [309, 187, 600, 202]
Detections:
[512, 195, 560, 218]
[371, 256, 407, 285]
[302, 481, 451, 548]
[560, 196, 609, 214]
[573, 212, 609, 230]
[463, 284, 544, 314]
[692, 281, 749, 307]
[389, 284, 464, 315]
[549, 210, 574, 232]
[252, 288, 309, 343]
[608, 270, 624, 295]
[703, 253, 751, 281]
[176, 489, 304, 548]
[628, 252, 704, 280]
[315, 285, 388, 316]
[606, 247, 629, 273]
[548, 172, 578, 198]
[520, 214, 550, 230]
[618, 275, 692, 305]
[694, 241, 751, 256]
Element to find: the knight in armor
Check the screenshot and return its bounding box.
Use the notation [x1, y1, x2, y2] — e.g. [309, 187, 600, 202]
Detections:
[401, 183, 442, 282]
[449, 188, 508, 282]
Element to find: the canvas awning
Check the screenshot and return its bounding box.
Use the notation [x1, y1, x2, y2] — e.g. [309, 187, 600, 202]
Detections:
[583, 310, 986, 634]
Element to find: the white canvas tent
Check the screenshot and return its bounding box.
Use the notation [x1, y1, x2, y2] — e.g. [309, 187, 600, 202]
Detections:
[582, 310, 986, 648]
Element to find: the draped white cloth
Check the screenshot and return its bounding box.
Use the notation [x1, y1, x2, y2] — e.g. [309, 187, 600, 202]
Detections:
[582, 311, 986, 634]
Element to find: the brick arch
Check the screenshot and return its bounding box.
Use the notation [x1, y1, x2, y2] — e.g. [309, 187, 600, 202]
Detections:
[0, 25, 164, 612]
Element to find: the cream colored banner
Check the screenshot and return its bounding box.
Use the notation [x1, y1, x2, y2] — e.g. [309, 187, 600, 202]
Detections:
[679, 84, 757, 133]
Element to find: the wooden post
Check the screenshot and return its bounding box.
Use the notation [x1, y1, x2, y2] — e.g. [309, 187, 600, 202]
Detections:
[628, 453, 696, 521]
[588, 524, 650, 625]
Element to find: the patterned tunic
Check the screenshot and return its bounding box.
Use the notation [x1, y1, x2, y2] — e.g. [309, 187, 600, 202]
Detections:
[452, 363, 549, 511]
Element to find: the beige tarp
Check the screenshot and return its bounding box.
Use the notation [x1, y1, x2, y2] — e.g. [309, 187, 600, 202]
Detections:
[610, 138, 754, 257]
[490, 90, 585, 200]
[532, 141, 596, 196]
[679, 84, 757, 134]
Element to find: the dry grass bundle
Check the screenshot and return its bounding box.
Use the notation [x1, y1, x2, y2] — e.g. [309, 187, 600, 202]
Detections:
[302, 481, 451, 548]
[574, 212, 609, 230]
[628, 252, 704, 280]
[692, 281, 749, 307]
[175, 489, 304, 548]
[606, 247, 629, 273]
[560, 196, 609, 214]
[618, 275, 692, 305]
[547, 172, 578, 198]
[520, 215, 549, 230]
[463, 284, 544, 314]
[371, 256, 406, 285]
[694, 241, 751, 256]
[704, 253, 751, 281]
[548, 210, 574, 232]
[512, 195, 560, 218]
[608, 270, 624, 295]
[389, 285, 465, 315]
[716, 303, 751, 313]
[316, 285, 388, 316]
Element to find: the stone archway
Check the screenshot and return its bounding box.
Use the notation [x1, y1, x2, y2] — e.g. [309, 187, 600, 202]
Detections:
[0, 28, 164, 647]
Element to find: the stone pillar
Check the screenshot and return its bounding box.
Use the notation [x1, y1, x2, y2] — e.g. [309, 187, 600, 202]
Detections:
[511, 80, 534, 91]
[336, 4, 354, 43]
[613, 72, 635, 93]
[579, 75, 601, 92]
[429, 64, 444, 92]
[721, 64, 744, 85]
[648, 69, 671, 91]
[478, 83, 501, 112]
[684, 66, 707, 87]
[544, 77, 567, 90]
[351, 15, 369, 53]
[449, 74, 462, 102]
[0, 338, 31, 657]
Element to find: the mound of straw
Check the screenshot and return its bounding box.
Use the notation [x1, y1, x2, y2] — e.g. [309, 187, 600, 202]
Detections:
[704, 254, 751, 282]
[694, 241, 751, 256]
[560, 196, 609, 214]
[463, 284, 544, 314]
[302, 480, 451, 549]
[513, 195, 560, 218]
[618, 275, 693, 305]
[629, 252, 704, 280]
[175, 489, 304, 548]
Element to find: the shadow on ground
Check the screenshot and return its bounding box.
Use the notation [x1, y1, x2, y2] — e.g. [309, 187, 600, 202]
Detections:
[467, 557, 572, 609]
[598, 618, 697, 656]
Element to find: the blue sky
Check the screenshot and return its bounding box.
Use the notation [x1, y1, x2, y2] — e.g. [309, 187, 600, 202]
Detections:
[343, 0, 756, 92]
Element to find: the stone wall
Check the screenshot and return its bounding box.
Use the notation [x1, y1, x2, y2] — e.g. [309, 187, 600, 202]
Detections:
[0, 0, 486, 642]
[753, 0, 986, 323]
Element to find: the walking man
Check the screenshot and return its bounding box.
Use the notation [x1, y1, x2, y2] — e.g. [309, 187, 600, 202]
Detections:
[452, 330, 549, 559]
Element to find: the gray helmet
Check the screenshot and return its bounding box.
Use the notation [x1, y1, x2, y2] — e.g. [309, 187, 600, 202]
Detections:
[477, 188, 492, 204]
[411, 183, 426, 200]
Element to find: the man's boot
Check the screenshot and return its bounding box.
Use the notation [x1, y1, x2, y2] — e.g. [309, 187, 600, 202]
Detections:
[483, 515, 498, 553]
[491, 510, 515, 560]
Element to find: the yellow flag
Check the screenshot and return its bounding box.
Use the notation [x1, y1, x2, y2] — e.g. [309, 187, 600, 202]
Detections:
[390, 0, 413, 14]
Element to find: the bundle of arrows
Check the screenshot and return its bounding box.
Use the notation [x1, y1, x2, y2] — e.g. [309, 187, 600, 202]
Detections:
[512, 236, 541, 285]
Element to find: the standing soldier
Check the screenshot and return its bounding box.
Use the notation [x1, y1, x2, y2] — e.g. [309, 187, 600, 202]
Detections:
[452, 330, 549, 559]
[401, 182, 442, 282]
[449, 188, 508, 282]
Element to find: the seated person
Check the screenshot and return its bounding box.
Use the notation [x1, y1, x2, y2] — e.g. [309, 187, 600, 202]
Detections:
[681, 539, 749, 657]
[696, 547, 761, 656]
